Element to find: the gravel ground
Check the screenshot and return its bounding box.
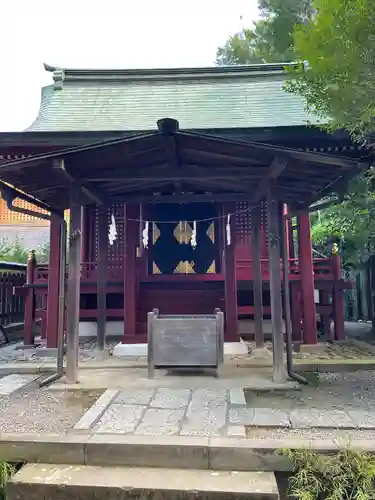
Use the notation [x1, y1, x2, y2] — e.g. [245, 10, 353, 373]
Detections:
[0, 340, 118, 364]
[246, 427, 375, 441]
[246, 371, 375, 411]
[246, 339, 375, 360]
[0, 386, 102, 433]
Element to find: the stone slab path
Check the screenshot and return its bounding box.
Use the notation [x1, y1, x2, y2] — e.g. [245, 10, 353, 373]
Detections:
[0, 374, 38, 396]
[73, 386, 375, 438]
[75, 388, 248, 437]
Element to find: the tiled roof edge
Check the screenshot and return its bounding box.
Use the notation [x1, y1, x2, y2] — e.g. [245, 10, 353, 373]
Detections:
[43, 61, 300, 85]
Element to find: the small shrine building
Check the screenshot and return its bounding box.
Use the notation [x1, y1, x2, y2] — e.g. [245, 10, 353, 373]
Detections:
[0, 62, 370, 382]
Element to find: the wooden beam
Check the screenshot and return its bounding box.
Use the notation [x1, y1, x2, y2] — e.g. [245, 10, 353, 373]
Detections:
[267, 183, 287, 383]
[97, 206, 108, 351]
[66, 184, 82, 384]
[182, 148, 265, 166]
[286, 198, 341, 217]
[192, 177, 256, 193]
[53, 159, 105, 205]
[110, 192, 260, 204]
[251, 158, 288, 204]
[165, 136, 180, 168]
[88, 167, 263, 182]
[251, 206, 264, 348]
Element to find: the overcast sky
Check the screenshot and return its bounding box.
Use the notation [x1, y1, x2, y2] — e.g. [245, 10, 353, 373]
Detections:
[0, 0, 259, 132]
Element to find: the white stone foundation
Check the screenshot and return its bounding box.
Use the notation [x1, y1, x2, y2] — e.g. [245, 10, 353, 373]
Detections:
[112, 340, 248, 358]
[79, 321, 123, 337]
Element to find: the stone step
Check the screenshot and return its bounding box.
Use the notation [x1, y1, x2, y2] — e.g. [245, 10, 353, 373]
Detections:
[7, 463, 280, 500]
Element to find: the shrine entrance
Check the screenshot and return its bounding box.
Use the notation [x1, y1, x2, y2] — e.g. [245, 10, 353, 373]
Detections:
[148, 203, 218, 275]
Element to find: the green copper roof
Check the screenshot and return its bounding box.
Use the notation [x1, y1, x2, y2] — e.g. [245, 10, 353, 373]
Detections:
[28, 63, 321, 132]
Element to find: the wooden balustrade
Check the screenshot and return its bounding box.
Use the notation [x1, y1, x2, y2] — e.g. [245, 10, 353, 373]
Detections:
[33, 257, 335, 283]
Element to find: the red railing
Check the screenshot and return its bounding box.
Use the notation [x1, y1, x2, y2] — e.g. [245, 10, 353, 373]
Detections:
[34, 257, 334, 283]
[235, 257, 333, 281]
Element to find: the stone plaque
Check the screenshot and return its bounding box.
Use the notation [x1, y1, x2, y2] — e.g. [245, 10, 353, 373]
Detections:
[148, 311, 223, 376]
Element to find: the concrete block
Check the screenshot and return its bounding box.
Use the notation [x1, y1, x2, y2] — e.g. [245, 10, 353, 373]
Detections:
[290, 409, 356, 429]
[86, 434, 210, 469]
[229, 388, 246, 406]
[347, 410, 375, 429]
[114, 389, 155, 405]
[150, 389, 191, 409]
[0, 434, 88, 464]
[8, 463, 280, 500]
[94, 404, 146, 434]
[74, 389, 118, 431]
[226, 426, 246, 438]
[208, 437, 291, 472]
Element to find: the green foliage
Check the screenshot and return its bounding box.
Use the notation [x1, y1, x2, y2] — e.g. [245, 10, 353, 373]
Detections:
[0, 462, 15, 499]
[310, 171, 375, 267]
[216, 0, 313, 65]
[278, 446, 375, 499]
[286, 0, 375, 140]
[0, 238, 49, 264]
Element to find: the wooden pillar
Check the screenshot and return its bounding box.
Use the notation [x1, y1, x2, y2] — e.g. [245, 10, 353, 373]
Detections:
[24, 250, 36, 346]
[319, 289, 332, 340]
[46, 214, 61, 348]
[81, 206, 90, 262]
[123, 204, 138, 342]
[331, 252, 345, 341]
[267, 186, 287, 383]
[290, 282, 302, 342]
[297, 214, 317, 344]
[251, 206, 264, 347]
[66, 185, 82, 384]
[97, 206, 108, 351]
[223, 204, 238, 342]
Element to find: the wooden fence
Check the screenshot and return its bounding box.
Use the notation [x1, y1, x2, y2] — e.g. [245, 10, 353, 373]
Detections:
[0, 261, 26, 327]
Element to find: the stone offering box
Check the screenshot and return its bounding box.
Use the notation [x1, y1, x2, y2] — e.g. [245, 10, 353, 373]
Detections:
[147, 308, 224, 377]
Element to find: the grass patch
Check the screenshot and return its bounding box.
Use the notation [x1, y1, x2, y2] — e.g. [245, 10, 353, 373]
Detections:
[0, 462, 17, 500]
[277, 447, 375, 499]
[302, 371, 320, 386]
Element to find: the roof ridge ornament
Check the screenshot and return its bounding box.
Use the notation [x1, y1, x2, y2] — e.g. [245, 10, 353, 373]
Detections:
[52, 68, 65, 90]
[43, 64, 65, 89]
[157, 118, 179, 135]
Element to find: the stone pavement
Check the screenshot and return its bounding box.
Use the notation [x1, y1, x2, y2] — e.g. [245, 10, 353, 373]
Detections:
[73, 387, 375, 438]
[0, 374, 38, 395]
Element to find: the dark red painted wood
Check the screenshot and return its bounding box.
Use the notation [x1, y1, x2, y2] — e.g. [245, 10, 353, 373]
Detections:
[46, 215, 61, 348]
[24, 252, 36, 345]
[223, 203, 238, 342]
[331, 254, 345, 341]
[298, 214, 317, 344]
[122, 204, 138, 340]
[290, 281, 302, 342]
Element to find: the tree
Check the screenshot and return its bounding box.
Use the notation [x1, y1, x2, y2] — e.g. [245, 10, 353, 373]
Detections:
[286, 0, 375, 140]
[310, 171, 375, 267]
[0, 238, 49, 264]
[216, 0, 313, 65]
[285, 0, 375, 266]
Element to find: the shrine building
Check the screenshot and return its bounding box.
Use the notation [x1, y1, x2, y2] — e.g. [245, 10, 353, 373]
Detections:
[0, 62, 371, 379]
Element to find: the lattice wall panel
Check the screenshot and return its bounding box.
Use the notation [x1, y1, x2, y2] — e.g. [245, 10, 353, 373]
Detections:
[235, 202, 251, 247]
[92, 203, 125, 262]
[260, 201, 269, 258]
[234, 201, 270, 258]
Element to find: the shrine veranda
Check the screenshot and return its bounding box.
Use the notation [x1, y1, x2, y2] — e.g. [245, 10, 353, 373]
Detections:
[0, 62, 371, 382]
